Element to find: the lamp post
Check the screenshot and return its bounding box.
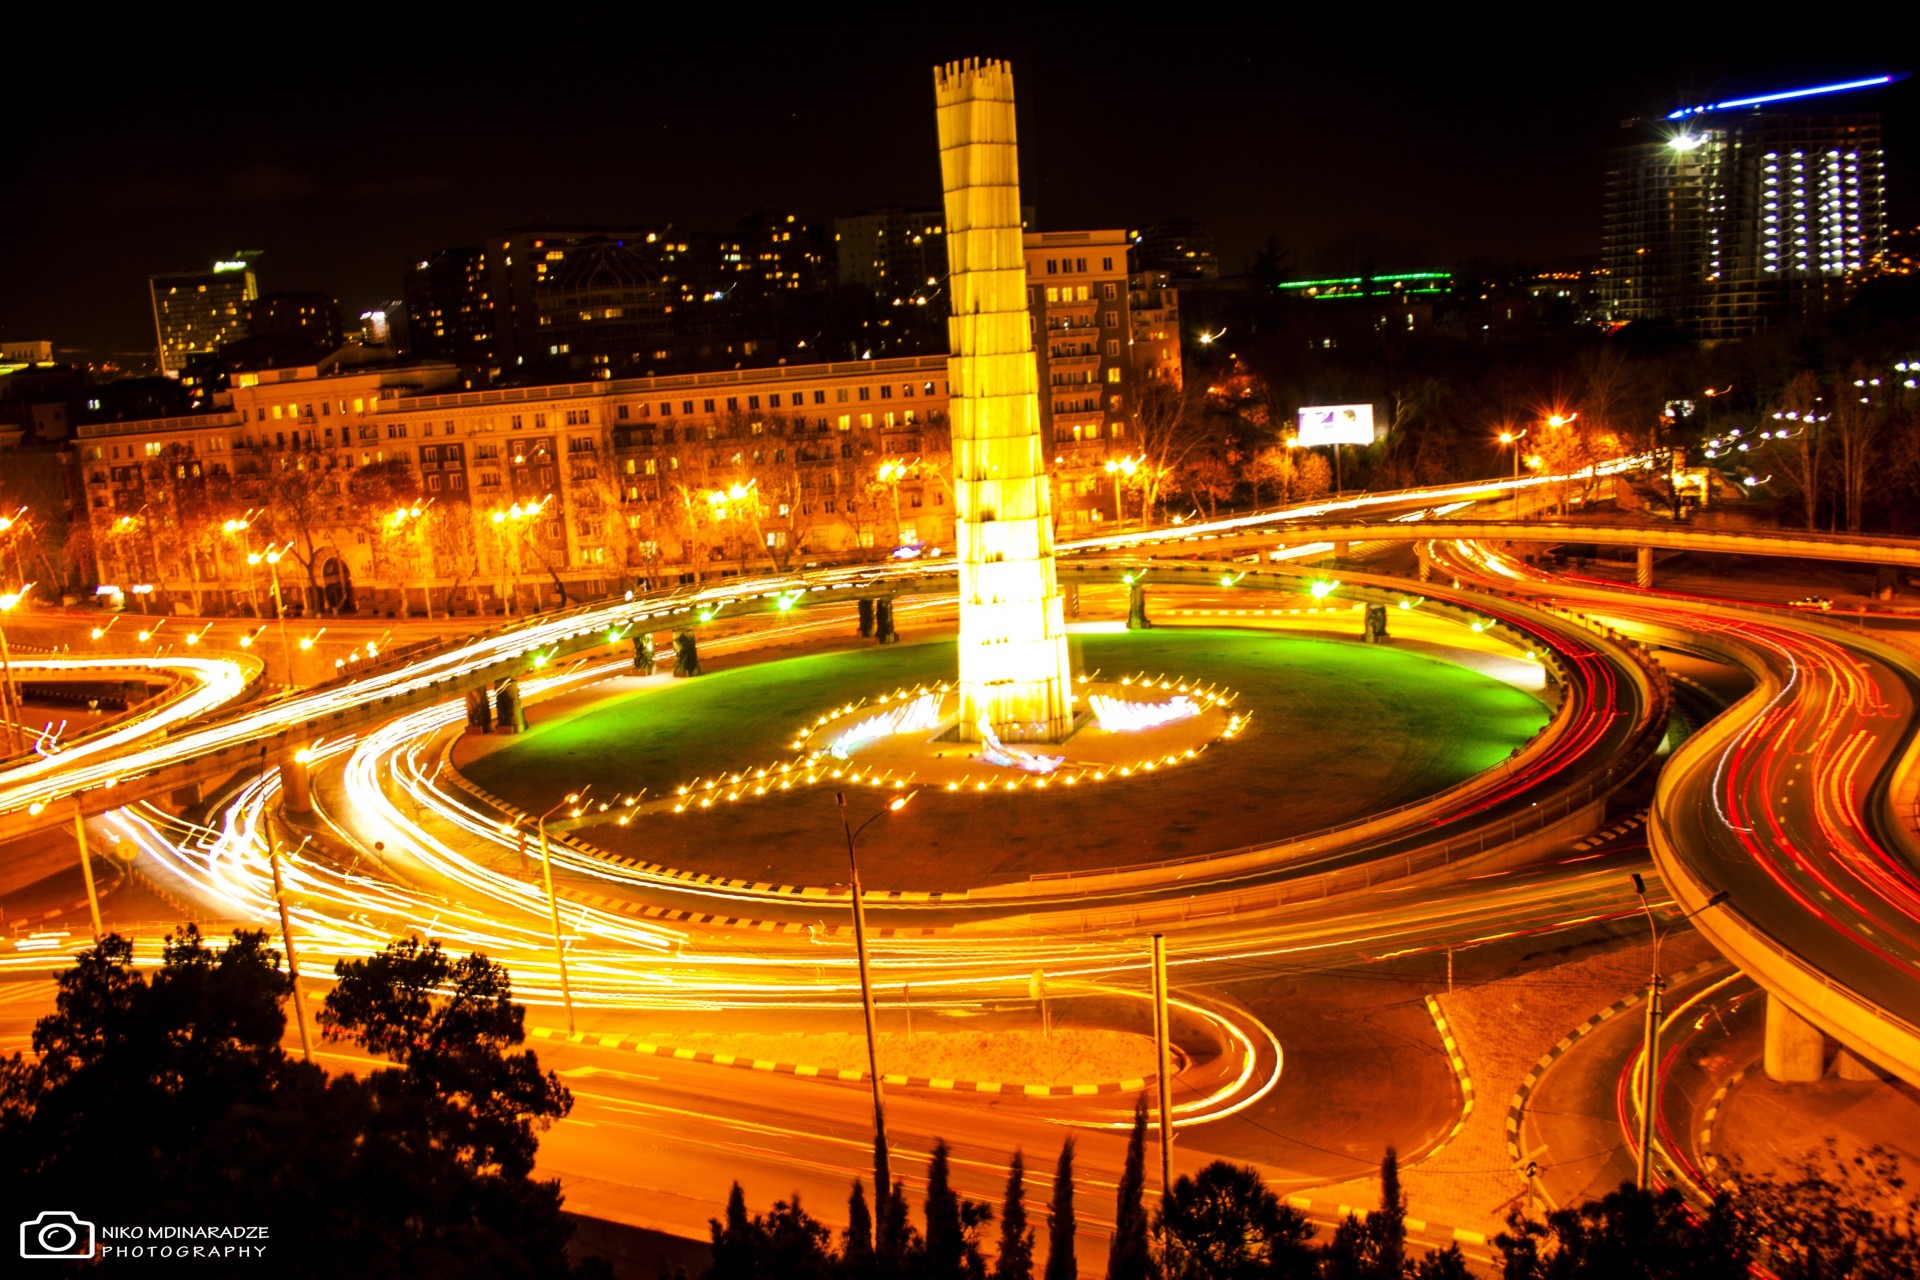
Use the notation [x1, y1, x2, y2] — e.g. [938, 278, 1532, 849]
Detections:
[1630, 874, 1729, 1189]
[533, 789, 586, 1033]
[388, 502, 435, 619]
[876, 460, 907, 545]
[248, 545, 298, 687]
[837, 788, 916, 1211]
[265, 829, 315, 1063]
[1498, 429, 1529, 484]
[0, 586, 32, 756]
[1104, 454, 1141, 527]
[223, 514, 258, 612]
[489, 499, 546, 615]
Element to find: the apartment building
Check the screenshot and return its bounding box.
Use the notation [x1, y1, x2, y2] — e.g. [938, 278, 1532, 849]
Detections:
[1023, 229, 1134, 527]
[73, 353, 955, 615]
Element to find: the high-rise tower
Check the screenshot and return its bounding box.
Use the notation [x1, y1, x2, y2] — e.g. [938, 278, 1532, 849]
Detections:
[1602, 76, 1894, 339]
[934, 58, 1075, 743]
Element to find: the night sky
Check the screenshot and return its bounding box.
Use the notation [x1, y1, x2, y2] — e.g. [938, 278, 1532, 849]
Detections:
[4, 7, 1910, 364]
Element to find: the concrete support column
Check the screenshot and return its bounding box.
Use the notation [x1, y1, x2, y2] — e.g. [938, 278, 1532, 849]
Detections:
[280, 740, 313, 814]
[1764, 994, 1825, 1082]
[1065, 583, 1080, 619]
[1126, 582, 1152, 631]
[1635, 546, 1654, 589]
[1333, 541, 1351, 560]
[1834, 1048, 1892, 1081]
[1416, 546, 1433, 582]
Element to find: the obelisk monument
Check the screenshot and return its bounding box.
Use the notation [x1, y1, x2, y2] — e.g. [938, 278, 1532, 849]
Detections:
[933, 57, 1075, 743]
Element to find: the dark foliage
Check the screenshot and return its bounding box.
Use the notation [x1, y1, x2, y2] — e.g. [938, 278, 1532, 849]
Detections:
[0, 929, 596, 1279]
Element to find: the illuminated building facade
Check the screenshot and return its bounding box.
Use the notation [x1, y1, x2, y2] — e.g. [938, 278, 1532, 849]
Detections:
[1025, 229, 1135, 529]
[1602, 77, 1893, 339]
[72, 353, 955, 612]
[149, 260, 258, 375]
[935, 57, 1075, 743]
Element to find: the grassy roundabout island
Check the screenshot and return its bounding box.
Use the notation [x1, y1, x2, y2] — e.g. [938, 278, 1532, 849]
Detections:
[459, 628, 1550, 892]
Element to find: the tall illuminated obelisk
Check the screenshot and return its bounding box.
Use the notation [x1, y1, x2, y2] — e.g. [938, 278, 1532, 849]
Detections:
[935, 58, 1075, 743]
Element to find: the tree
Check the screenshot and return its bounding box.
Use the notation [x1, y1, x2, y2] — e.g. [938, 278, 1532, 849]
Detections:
[1246, 445, 1299, 509]
[1734, 1142, 1920, 1280]
[1493, 1182, 1753, 1280]
[1156, 1161, 1316, 1280]
[1759, 371, 1827, 532]
[995, 1149, 1034, 1280]
[711, 1183, 756, 1280]
[1044, 1137, 1078, 1280]
[845, 1179, 876, 1275]
[1375, 1147, 1406, 1278]
[923, 1139, 993, 1280]
[248, 439, 350, 613]
[1296, 451, 1333, 501]
[0, 928, 600, 1278]
[1832, 363, 1890, 533]
[1108, 1099, 1154, 1280]
[320, 934, 571, 1179]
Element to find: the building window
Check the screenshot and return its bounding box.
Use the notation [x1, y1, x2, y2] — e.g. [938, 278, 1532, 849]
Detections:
[1105, 340, 1120, 356]
[1103, 283, 1117, 300]
[1107, 367, 1122, 382]
[1103, 311, 1117, 328]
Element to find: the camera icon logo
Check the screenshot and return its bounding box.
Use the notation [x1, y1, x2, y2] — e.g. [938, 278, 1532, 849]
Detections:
[20, 1211, 96, 1260]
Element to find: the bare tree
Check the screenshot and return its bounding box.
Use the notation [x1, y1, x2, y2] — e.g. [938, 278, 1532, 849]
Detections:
[1832, 363, 1889, 534]
[1758, 372, 1826, 532]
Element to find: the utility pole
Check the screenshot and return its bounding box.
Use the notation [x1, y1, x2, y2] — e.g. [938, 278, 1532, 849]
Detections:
[72, 798, 102, 940]
[536, 792, 584, 1033]
[1152, 933, 1174, 1202]
[838, 789, 914, 1210]
[266, 831, 314, 1063]
[1632, 874, 1728, 1187]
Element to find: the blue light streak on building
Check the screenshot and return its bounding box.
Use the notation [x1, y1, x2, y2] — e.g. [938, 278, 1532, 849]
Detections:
[1666, 75, 1903, 120]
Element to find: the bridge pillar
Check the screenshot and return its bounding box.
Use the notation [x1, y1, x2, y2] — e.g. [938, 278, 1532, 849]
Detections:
[1764, 994, 1825, 1082]
[1065, 583, 1081, 618]
[1834, 1048, 1893, 1082]
[1415, 546, 1433, 582]
[1635, 546, 1654, 589]
[857, 597, 876, 638]
[280, 741, 313, 815]
[1333, 541, 1350, 560]
[874, 597, 900, 644]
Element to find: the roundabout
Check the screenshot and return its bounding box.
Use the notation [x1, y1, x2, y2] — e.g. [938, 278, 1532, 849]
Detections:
[456, 625, 1556, 892]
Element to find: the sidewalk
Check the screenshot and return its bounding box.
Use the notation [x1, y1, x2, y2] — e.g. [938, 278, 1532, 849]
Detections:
[1297, 932, 1714, 1238]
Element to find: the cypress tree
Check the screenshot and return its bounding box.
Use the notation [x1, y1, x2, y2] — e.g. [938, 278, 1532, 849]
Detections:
[1108, 1100, 1153, 1280]
[844, 1178, 875, 1274]
[925, 1139, 964, 1279]
[1373, 1146, 1406, 1278]
[709, 1181, 754, 1280]
[995, 1149, 1034, 1280]
[1043, 1137, 1077, 1280]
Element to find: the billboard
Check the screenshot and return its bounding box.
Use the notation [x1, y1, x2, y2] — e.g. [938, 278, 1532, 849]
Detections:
[1295, 404, 1378, 446]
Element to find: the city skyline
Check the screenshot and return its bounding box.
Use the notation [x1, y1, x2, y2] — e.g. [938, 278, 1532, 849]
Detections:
[4, 10, 1912, 362]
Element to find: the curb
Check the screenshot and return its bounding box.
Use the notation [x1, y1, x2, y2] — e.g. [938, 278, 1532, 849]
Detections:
[528, 1025, 1149, 1097]
[1506, 958, 1720, 1205]
[441, 737, 952, 936]
[1279, 1192, 1487, 1249]
[1419, 994, 1474, 1160]
[1569, 808, 1647, 852]
[1699, 1064, 1748, 1190]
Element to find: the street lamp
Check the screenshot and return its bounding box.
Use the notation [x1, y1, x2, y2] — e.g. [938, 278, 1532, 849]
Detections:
[248, 544, 298, 687]
[529, 789, 587, 1033]
[0, 585, 31, 755]
[837, 788, 916, 1211]
[489, 498, 548, 614]
[1104, 454, 1142, 526]
[876, 460, 908, 544]
[1498, 429, 1529, 484]
[222, 513, 258, 611]
[1630, 873, 1729, 1189]
[388, 501, 436, 619]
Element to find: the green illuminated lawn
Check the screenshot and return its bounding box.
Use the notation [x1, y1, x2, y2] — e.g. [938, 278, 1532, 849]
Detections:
[462, 629, 1548, 890]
